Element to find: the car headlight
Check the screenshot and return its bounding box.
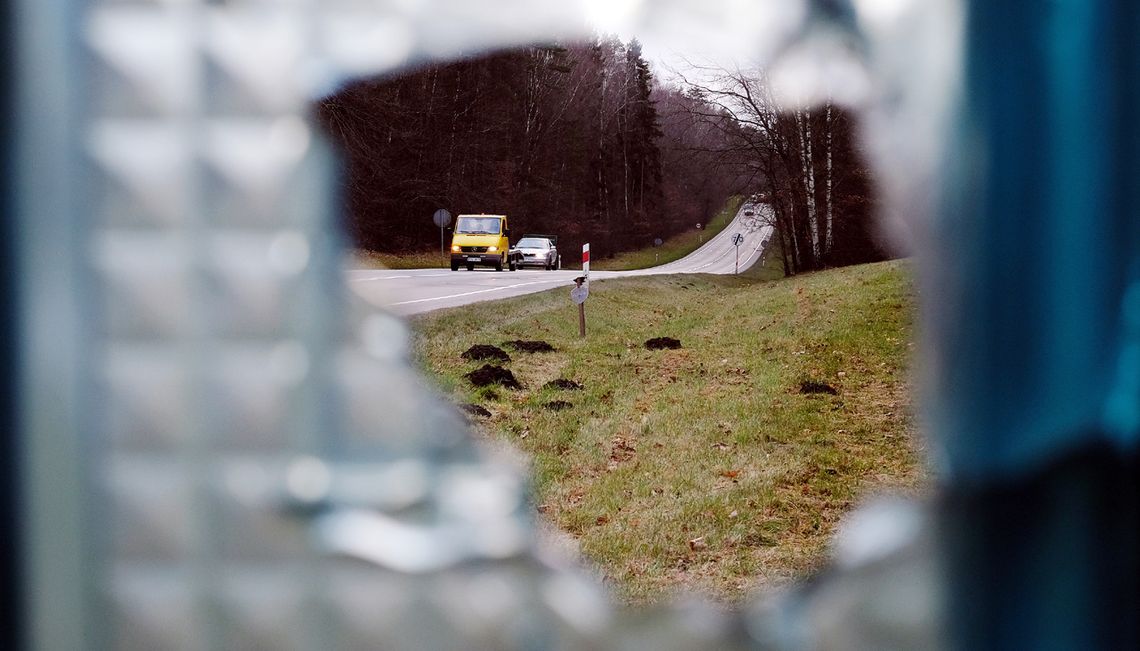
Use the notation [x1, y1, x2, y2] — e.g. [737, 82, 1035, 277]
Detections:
[487, 246, 498, 252]
[451, 245, 460, 252]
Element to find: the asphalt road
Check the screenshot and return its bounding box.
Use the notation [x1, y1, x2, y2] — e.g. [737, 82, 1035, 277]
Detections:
[349, 202, 774, 316]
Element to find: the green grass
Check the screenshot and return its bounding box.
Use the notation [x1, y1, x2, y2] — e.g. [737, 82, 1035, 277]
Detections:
[740, 226, 786, 281]
[592, 196, 744, 271]
[353, 249, 448, 269]
[411, 261, 925, 604]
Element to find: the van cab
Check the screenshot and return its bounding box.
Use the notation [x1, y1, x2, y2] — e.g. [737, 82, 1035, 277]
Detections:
[450, 214, 522, 271]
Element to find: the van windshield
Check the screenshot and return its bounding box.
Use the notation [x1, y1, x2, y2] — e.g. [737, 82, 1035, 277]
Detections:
[455, 217, 501, 234]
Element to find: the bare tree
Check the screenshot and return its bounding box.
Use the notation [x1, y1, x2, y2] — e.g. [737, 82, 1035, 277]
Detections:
[669, 63, 884, 274]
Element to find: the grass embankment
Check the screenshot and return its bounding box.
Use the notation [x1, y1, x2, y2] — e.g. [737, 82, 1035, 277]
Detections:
[412, 261, 925, 604]
[353, 249, 448, 269]
[592, 196, 744, 271]
[352, 197, 745, 271]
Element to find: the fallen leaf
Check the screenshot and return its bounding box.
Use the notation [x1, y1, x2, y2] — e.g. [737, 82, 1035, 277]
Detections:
[689, 537, 708, 552]
[728, 510, 739, 519]
[719, 470, 740, 478]
[595, 515, 609, 526]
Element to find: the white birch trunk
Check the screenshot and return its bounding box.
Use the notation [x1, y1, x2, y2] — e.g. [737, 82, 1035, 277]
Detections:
[796, 110, 819, 261]
[824, 102, 834, 256]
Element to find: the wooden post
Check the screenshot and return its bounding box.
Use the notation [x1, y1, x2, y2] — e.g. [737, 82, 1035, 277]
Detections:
[572, 268, 589, 339]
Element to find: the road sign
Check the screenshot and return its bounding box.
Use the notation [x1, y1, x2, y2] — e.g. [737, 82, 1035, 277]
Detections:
[732, 233, 745, 274]
[654, 238, 662, 246]
[434, 209, 452, 267]
[571, 284, 588, 304]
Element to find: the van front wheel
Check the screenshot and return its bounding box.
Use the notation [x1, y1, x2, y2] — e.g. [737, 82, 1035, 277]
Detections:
[495, 255, 504, 272]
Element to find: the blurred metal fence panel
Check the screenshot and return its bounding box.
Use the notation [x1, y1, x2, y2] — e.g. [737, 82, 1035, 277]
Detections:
[14, 0, 1137, 650]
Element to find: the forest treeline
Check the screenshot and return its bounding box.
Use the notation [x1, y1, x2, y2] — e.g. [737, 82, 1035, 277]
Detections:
[317, 37, 891, 273]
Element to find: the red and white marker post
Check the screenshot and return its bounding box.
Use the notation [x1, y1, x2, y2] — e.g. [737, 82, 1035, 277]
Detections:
[571, 243, 590, 338]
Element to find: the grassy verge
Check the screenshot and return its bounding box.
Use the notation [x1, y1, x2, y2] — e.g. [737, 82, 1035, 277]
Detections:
[352, 249, 448, 269]
[411, 261, 926, 605]
[741, 226, 786, 282]
[592, 196, 744, 271]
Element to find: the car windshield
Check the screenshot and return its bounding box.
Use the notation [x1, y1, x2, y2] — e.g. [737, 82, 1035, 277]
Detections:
[455, 217, 501, 234]
[517, 238, 548, 249]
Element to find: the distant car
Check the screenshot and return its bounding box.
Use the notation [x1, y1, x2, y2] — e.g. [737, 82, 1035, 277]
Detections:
[744, 209, 755, 216]
[512, 236, 560, 270]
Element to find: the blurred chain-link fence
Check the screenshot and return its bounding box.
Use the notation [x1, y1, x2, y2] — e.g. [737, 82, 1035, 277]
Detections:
[9, 1, 1138, 650]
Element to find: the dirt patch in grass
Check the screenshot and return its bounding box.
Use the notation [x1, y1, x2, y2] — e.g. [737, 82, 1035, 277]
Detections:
[608, 436, 637, 465]
[460, 403, 492, 418]
[505, 340, 556, 353]
[544, 378, 583, 391]
[464, 364, 522, 390]
[645, 336, 682, 350]
[544, 400, 574, 411]
[798, 380, 838, 395]
[462, 344, 511, 362]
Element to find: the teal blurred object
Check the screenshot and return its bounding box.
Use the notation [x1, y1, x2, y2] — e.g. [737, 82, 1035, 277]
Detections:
[935, 1, 1140, 649]
[930, 0, 1140, 483]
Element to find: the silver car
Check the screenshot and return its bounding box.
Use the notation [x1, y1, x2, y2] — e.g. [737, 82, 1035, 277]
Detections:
[512, 236, 560, 270]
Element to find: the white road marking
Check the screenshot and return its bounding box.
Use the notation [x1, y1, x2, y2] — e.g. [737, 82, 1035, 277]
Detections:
[349, 272, 452, 282]
[389, 278, 567, 306]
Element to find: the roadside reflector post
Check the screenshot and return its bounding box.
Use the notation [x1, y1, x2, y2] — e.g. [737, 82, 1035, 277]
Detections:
[574, 244, 589, 338]
[571, 276, 588, 338]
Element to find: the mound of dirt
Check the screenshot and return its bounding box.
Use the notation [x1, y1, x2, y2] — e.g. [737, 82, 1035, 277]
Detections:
[461, 344, 510, 363]
[460, 403, 492, 418]
[799, 380, 838, 395]
[544, 400, 573, 411]
[504, 340, 556, 353]
[465, 364, 523, 390]
[645, 337, 682, 350]
[543, 378, 583, 391]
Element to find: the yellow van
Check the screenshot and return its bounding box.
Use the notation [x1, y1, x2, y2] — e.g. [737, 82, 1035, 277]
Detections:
[449, 214, 522, 271]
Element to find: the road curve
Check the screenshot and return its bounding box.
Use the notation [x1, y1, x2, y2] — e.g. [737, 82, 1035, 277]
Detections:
[348, 202, 774, 316]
